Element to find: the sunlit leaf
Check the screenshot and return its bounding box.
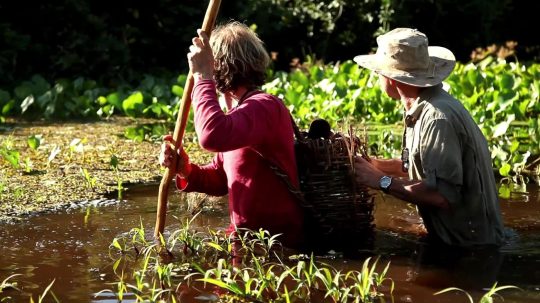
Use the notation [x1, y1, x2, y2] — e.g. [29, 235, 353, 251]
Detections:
[492, 121, 510, 138]
[499, 163, 512, 177]
[27, 134, 43, 150]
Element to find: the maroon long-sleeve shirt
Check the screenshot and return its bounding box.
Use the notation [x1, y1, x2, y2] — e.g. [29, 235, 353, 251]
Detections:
[176, 80, 304, 247]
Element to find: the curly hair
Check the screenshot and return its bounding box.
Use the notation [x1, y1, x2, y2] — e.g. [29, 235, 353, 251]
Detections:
[210, 22, 270, 93]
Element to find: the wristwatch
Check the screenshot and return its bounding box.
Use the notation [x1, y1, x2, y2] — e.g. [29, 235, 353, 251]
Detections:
[379, 176, 393, 193]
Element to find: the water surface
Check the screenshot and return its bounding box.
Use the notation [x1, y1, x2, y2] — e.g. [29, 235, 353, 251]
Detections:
[1, 184, 539, 302]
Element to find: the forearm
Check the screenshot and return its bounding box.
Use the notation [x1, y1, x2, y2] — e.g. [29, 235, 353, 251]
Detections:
[371, 158, 409, 178]
[385, 177, 449, 210]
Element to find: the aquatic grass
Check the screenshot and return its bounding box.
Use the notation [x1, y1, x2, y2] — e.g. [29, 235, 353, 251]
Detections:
[434, 282, 522, 303]
[30, 279, 59, 303]
[345, 257, 394, 302]
[68, 138, 86, 163]
[80, 167, 97, 190]
[102, 220, 395, 303]
[109, 154, 124, 199]
[0, 274, 21, 296]
[168, 214, 205, 255]
[95, 272, 129, 302]
[46, 145, 61, 167]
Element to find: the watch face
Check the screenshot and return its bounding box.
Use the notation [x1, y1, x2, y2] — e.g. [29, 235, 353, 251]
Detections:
[380, 176, 392, 190]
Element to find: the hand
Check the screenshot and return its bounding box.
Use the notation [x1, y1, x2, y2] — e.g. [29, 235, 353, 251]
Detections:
[159, 134, 192, 178]
[187, 29, 214, 80]
[354, 156, 384, 189]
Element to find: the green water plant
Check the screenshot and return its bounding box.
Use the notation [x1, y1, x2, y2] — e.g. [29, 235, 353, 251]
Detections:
[103, 219, 394, 303]
[109, 154, 124, 199]
[30, 279, 59, 303]
[434, 282, 521, 303]
[0, 138, 20, 170]
[80, 167, 97, 190]
[0, 274, 21, 296]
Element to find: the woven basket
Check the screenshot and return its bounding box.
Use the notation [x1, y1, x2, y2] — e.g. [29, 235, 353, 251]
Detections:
[294, 122, 375, 249]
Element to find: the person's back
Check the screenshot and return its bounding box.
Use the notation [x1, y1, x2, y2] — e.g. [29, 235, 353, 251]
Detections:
[407, 86, 504, 245]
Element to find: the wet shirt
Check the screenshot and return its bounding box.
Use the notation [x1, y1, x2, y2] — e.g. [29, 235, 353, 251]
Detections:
[176, 80, 304, 247]
[404, 85, 504, 246]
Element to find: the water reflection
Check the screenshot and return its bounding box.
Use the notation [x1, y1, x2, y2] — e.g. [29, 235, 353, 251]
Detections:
[0, 184, 539, 302]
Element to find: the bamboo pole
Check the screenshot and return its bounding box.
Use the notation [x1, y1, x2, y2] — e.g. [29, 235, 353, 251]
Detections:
[154, 0, 222, 241]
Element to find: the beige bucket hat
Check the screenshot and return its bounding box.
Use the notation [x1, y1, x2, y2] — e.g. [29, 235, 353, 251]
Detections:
[354, 28, 456, 87]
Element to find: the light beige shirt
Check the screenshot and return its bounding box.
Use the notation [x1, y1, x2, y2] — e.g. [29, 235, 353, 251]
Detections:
[404, 85, 504, 246]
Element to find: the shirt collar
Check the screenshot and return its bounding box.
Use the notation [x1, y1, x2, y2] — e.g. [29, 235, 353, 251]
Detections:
[404, 84, 441, 127]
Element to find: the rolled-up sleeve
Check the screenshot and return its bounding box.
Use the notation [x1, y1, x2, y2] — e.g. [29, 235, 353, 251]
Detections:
[419, 118, 463, 206]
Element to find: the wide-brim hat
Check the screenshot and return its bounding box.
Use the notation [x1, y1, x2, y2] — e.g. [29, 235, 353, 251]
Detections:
[354, 28, 456, 87]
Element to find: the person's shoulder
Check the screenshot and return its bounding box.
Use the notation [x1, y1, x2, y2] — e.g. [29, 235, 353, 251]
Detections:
[244, 92, 285, 108]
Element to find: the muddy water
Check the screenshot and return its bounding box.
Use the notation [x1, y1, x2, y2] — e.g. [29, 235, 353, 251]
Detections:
[1, 184, 539, 302]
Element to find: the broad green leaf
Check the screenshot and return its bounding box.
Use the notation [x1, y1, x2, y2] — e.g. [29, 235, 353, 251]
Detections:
[122, 92, 145, 117]
[499, 163, 511, 177]
[2, 100, 15, 115]
[171, 85, 184, 97]
[106, 92, 122, 108]
[27, 135, 43, 150]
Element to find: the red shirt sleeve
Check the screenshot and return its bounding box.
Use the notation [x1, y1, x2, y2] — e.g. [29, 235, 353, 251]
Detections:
[176, 153, 228, 196]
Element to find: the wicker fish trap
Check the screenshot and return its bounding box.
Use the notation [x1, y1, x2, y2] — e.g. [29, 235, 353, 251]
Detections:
[294, 120, 375, 248]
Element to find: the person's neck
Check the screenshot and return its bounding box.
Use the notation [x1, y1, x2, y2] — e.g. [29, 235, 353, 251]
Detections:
[224, 86, 255, 110]
[397, 85, 423, 111]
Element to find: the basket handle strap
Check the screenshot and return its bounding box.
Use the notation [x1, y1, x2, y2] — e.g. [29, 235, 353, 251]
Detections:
[250, 148, 333, 236]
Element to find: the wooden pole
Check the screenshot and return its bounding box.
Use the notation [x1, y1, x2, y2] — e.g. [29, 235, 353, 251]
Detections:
[154, 0, 222, 241]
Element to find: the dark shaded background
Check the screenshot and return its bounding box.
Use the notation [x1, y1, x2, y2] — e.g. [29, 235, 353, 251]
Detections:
[0, 0, 538, 87]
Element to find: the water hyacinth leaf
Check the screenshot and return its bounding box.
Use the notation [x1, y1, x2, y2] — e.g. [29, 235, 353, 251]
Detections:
[510, 141, 520, 153]
[141, 75, 155, 91]
[2, 100, 15, 115]
[177, 74, 187, 87]
[171, 85, 184, 97]
[97, 96, 107, 106]
[499, 163, 512, 177]
[497, 73, 515, 92]
[122, 92, 145, 117]
[27, 134, 43, 150]
[152, 84, 166, 98]
[106, 92, 122, 108]
[14, 83, 32, 99]
[124, 126, 146, 142]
